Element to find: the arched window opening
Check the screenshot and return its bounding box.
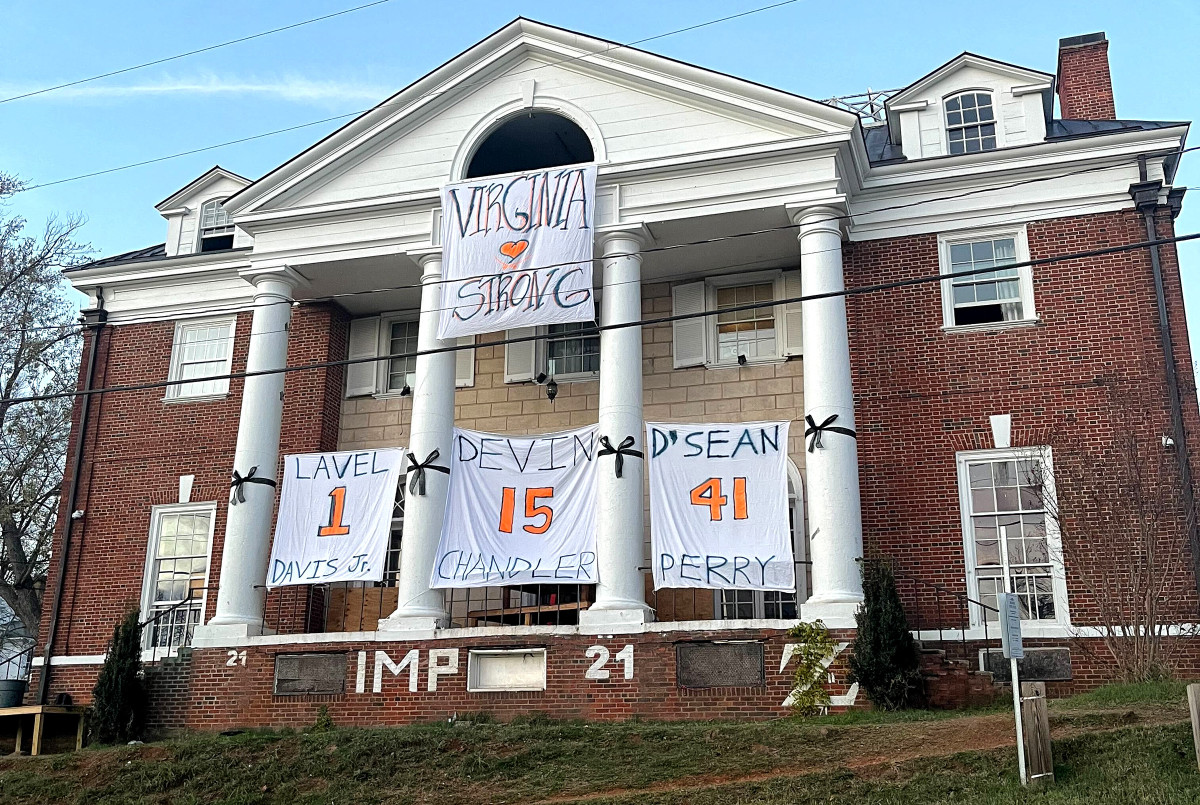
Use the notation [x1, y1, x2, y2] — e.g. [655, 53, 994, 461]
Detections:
[465, 111, 594, 179]
[198, 200, 235, 252]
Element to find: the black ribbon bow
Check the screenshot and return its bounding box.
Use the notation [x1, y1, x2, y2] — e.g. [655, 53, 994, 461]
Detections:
[229, 466, 277, 505]
[405, 450, 450, 496]
[598, 435, 643, 478]
[804, 414, 858, 453]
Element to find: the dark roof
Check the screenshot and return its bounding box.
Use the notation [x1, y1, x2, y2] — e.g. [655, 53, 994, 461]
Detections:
[69, 243, 167, 272]
[862, 118, 1187, 165]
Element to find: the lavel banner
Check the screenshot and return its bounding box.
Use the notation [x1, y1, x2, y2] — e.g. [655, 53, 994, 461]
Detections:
[437, 164, 597, 340]
[267, 449, 406, 587]
[646, 421, 795, 591]
[430, 425, 599, 588]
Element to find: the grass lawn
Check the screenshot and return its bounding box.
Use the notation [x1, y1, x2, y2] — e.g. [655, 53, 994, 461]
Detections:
[0, 683, 1194, 804]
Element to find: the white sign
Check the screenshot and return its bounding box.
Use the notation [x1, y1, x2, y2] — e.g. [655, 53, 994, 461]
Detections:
[998, 592, 1025, 659]
[646, 421, 795, 591]
[437, 164, 597, 340]
[267, 449, 406, 587]
[430, 426, 599, 588]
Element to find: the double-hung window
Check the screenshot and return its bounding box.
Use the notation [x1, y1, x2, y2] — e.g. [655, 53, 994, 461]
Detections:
[671, 271, 803, 369]
[945, 92, 997, 154]
[940, 227, 1035, 329]
[504, 320, 600, 384]
[141, 504, 215, 650]
[385, 320, 420, 393]
[166, 316, 235, 400]
[957, 448, 1067, 625]
[198, 200, 235, 252]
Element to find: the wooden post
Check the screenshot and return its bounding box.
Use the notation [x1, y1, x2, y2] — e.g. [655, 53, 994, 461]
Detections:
[14, 719, 23, 755]
[75, 711, 86, 751]
[30, 712, 43, 757]
[1187, 683, 1200, 770]
[1021, 682, 1054, 786]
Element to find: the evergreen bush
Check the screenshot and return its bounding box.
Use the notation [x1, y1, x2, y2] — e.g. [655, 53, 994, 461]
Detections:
[91, 609, 147, 744]
[848, 559, 924, 710]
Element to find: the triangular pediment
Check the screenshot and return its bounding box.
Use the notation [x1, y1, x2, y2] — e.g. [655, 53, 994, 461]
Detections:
[224, 19, 857, 218]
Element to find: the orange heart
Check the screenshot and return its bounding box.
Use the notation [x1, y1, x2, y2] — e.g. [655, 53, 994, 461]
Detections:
[499, 240, 529, 260]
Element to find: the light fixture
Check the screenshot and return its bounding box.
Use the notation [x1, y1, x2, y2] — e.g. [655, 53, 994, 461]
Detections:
[535, 372, 548, 384]
[737, 354, 748, 366]
[546, 378, 558, 401]
[399, 385, 411, 397]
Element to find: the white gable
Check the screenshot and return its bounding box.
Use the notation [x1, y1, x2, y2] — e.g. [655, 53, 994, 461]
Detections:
[886, 54, 1053, 160]
[224, 19, 856, 222]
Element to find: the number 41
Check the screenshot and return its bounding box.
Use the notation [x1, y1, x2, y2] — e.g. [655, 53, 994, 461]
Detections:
[689, 477, 748, 521]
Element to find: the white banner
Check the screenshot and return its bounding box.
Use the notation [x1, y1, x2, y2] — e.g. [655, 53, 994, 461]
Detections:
[437, 164, 597, 340]
[646, 422, 795, 591]
[267, 449, 405, 588]
[430, 425, 599, 588]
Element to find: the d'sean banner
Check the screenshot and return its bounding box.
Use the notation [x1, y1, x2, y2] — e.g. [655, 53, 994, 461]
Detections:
[646, 422, 795, 591]
[430, 425, 599, 587]
[268, 449, 405, 587]
[437, 164, 597, 339]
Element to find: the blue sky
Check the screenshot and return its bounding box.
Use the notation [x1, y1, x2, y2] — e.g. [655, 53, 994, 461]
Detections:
[4, 0, 1200, 342]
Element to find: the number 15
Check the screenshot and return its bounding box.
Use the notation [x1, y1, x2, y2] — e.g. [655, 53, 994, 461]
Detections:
[499, 487, 554, 534]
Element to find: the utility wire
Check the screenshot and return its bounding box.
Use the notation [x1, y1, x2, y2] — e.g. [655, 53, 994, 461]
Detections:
[15, 0, 805, 192]
[0, 0, 398, 105]
[6, 230, 1197, 407]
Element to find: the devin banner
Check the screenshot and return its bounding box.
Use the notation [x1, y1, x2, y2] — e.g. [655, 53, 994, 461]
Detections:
[436, 164, 597, 340]
[646, 421, 795, 591]
[430, 425, 599, 588]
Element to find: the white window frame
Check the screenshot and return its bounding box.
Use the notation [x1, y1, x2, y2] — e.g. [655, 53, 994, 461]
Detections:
[540, 320, 601, 382]
[379, 315, 420, 395]
[956, 446, 1070, 628]
[938, 225, 1036, 332]
[942, 89, 1002, 156]
[715, 459, 807, 620]
[196, 198, 235, 252]
[139, 502, 217, 651]
[706, 270, 786, 367]
[164, 315, 236, 402]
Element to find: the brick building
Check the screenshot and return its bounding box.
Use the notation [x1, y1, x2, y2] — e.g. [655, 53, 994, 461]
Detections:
[28, 23, 1200, 728]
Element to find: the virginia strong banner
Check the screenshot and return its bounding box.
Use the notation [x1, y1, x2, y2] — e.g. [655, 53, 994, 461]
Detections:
[436, 164, 597, 340]
[430, 425, 599, 588]
[646, 421, 795, 592]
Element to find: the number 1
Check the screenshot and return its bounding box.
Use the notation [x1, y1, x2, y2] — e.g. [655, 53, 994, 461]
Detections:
[318, 486, 351, 537]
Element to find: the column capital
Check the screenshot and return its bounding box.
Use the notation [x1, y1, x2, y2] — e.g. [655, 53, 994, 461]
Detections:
[596, 224, 651, 256]
[239, 264, 307, 292]
[408, 248, 444, 281]
[786, 203, 848, 240]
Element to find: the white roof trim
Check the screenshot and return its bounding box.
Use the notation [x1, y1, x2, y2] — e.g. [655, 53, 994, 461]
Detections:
[156, 166, 251, 212]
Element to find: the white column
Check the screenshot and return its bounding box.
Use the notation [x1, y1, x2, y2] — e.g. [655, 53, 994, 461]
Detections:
[580, 230, 655, 631]
[203, 269, 300, 637]
[795, 207, 864, 608]
[379, 252, 453, 631]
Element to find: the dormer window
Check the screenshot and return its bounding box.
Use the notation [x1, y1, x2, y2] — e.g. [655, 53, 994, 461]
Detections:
[198, 200, 235, 252]
[945, 92, 997, 154]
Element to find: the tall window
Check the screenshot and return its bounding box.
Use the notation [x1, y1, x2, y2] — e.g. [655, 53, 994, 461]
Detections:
[142, 505, 214, 649]
[719, 463, 806, 620]
[958, 449, 1065, 624]
[166, 316, 235, 400]
[545, 321, 600, 379]
[714, 282, 777, 364]
[945, 92, 997, 154]
[198, 200, 235, 252]
[386, 320, 419, 393]
[940, 228, 1034, 329]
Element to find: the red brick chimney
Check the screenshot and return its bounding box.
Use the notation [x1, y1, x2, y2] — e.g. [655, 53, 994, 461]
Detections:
[1057, 32, 1116, 120]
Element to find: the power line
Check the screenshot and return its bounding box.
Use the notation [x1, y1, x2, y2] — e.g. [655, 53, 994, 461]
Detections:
[16, 0, 804, 192]
[0, 0, 398, 105]
[5, 230, 1197, 407]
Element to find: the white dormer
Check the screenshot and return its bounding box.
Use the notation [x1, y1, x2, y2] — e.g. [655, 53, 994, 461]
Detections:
[155, 166, 253, 257]
[885, 54, 1054, 161]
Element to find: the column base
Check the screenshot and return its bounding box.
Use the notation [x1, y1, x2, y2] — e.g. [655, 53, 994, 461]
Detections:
[799, 599, 861, 629]
[376, 609, 446, 636]
[579, 602, 655, 634]
[191, 620, 266, 647]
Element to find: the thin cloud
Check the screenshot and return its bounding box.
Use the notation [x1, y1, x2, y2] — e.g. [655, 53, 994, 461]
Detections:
[0, 73, 391, 106]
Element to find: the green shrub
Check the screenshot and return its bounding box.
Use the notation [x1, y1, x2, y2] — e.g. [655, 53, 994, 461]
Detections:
[90, 609, 147, 744]
[848, 560, 924, 710]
